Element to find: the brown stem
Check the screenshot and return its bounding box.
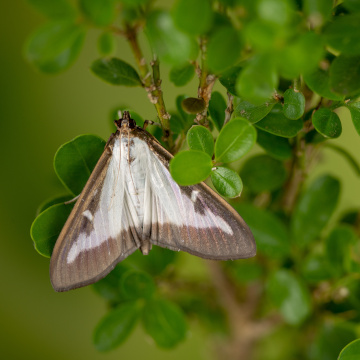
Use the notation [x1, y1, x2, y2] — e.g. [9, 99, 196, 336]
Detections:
[207, 261, 281, 359]
[123, 25, 173, 149]
[196, 38, 217, 126]
[224, 92, 234, 126]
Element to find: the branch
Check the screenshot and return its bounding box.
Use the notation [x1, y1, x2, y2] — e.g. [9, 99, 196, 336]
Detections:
[123, 25, 173, 149]
[196, 38, 216, 126]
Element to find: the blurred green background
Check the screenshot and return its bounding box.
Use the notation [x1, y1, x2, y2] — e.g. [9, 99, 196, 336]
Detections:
[1, 1, 360, 359]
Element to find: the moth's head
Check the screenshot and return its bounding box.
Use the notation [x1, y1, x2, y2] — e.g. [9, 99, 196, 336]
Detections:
[114, 110, 136, 130]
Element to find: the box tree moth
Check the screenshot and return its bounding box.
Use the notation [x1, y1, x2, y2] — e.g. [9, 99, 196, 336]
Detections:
[50, 111, 256, 292]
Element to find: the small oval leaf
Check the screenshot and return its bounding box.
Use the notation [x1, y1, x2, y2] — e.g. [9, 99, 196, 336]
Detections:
[169, 63, 195, 87]
[25, 20, 85, 73]
[91, 57, 142, 86]
[312, 108, 342, 139]
[146, 10, 198, 65]
[255, 104, 303, 138]
[211, 167, 243, 198]
[256, 129, 292, 160]
[97, 32, 116, 56]
[186, 125, 214, 157]
[208, 91, 227, 130]
[80, 0, 116, 26]
[338, 339, 360, 360]
[234, 203, 290, 258]
[93, 302, 140, 352]
[54, 134, 106, 196]
[215, 118, 256, 163]
[170, 150, 213, 185]
[267, 269, 311, 325]
[291, 175, 341, 247]
[240, 154, 287, 193]
[283, 89, 305, 120]
[28, 0, 76, 19]
[329, 55, 360, 96]
[347, 102, 360, 136]
[181, 97, 206, 114]
[31, 203, 74, 258]
[207, 26, 242, 73]
[120, 270, 156, 300]
[172, 0, 213, 35]
[234, 98, 276, 124]
[142, 298, 187, 348]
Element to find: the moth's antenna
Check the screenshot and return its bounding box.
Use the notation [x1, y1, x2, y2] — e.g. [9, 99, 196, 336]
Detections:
[118, 110, 122, 119]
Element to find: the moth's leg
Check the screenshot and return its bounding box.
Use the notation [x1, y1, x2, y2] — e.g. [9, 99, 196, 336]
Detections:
[105, 133, 115, 154]
[143, 120, 161, 130]
[64, 194, 80, 205]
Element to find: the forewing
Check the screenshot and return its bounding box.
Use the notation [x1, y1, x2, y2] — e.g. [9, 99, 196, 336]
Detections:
[50, 136, 140, 292]
[138, 130, 256, 260]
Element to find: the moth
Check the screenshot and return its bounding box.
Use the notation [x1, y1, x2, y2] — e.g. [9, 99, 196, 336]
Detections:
[50, 111, 256, 292]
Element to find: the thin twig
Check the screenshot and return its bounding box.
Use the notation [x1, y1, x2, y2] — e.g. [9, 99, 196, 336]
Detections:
[224, 92, 234, 126]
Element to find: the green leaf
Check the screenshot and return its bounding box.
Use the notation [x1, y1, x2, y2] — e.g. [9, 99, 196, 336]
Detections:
[93, 302, 140, 352]
[255, 104, 303, 138]
[119, 0, 150, 6]
[283, 89, 305, 120]
[233, 98, 276, 124]
[256, 129, 292, 160]
[36, 194, 73, 215]
[91, 57, 142, 86]
[120, 270, 156, 300]
[343, 0, 360, 12]
[30, 203, 74, 257]
[347, 102, 360, 136]
[80, 0, 116, 26]
[256, 0, 295, 26]
[267, 269, 311, 325]
[208, 91, 227, 131]
[146, 10, 198, 65]
[170, 150, 213, 185]
[301, 254, 332, 284]
[176, 95, 195, 127]
[304, 68, 345, 101]
[211, 167, 243, 198]
[127, 246, 178, 276]
[277, 32, 324, 79]
[291, 175, 340, 247]
[92, 264, 129, 302]
[186, 125, 214, 157]
[24, 20, 85, 73]
[207, 26, 242, 73]
[28, 0, 76, 19]
[236, 55, 278, 104]
[324, 143, 360, 176]
[172, 0, 213, 35]
[169, 63, 195, 87]
[215, 118, 256, 163]
[219, 66, 242, 96]
[240, 154, 287, 193]
[54, 134, 106, 195]
[324, 14, 360, 55]
[234, 203, 290, 258]
[313, 323, 357, 360]
[325, 225, 357, 277]
[338, 339, 360, 360]
[329, 55, 360, 96]
[181, 97, 206, 114]
[303, 0, 333, 24]
[97, 32, 116, 56]
[142, 298, 187, 348]
[312, 108, 342, 139]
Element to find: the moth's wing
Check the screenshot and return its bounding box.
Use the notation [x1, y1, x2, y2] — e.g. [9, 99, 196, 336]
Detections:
[50, 136, 141, 292]
[139, 131, 256, 260]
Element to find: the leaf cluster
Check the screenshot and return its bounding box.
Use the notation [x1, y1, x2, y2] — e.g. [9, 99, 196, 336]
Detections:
[26, 0, 360, 358]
